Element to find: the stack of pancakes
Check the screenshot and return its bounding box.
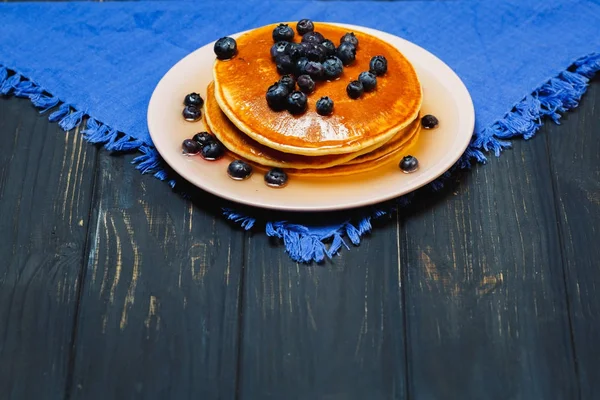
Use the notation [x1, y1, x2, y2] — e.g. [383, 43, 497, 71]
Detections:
[204, 23, 423, 177]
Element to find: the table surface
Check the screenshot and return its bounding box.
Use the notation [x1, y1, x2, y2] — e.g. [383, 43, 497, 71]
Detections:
[1, 4, 600, 400]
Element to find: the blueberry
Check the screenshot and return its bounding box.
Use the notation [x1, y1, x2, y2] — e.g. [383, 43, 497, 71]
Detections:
[358, 71, 377, 92]
[369, 55, 388, 76]
[182, 139, 201, 155]
[340, 32, 359, 48]
[346, 80, 364, 99]
[295, 57, 310, 76]
[265, 168, 288, 188]
[301, 31, 325, 44]
[278, 75, 296, 92]
[287, 91, 308, 115]
[272, 23, 294, 42]
[399, 155, 419, 173]
[275, 54, 294, 75]
[336, 42, 356, 66]
[296, 19, 315, 36]
[421, 114, 439, 129]
[316, 97, 334, 116]
[266, 83, 290, 111]
[287, 42, 306, 60]
[304, 61, 324, 81]
[214, 37, 237, 60]
[201, 140, 225, 160]
[304, 43, 326, 62]
[184, 92, 204, 108]
[193, 132, 214, 147]
[182, 105, 201, 121]
[297, 75, 315, 94]
[227, 160, 253, 180]
[320, 39, 337, 57]
[322, 56, 344, 80]
[270, 41, 289, 59]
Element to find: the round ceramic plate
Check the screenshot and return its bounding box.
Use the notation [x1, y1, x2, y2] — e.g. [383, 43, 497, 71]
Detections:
[147, 23, 474, 212]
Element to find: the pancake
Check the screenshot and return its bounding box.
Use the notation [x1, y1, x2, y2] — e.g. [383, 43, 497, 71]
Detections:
[287, 121, 421, 177]
[205, 81, 419, 170]
[213, 22, 422, 156]
[204, 81, 415, 169]
[343, 117, 419, 165]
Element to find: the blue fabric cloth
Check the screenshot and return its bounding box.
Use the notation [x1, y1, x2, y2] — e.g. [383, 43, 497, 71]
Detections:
[0, 1, 599, 262]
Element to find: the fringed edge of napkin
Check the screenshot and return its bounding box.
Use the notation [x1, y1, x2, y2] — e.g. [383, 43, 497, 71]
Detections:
[0, 52, 598, 263]
[224, 52, 600, 263]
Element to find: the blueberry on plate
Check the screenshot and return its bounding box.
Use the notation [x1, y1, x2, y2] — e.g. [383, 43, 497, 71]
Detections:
[316, 96, 334, 116]
[301, 31, 325, 44]
[265, 168, 289, 188]
[270, 41, 290, 59]
[421, 114, 439, 129]
[201, 140, 225, 160]
[346, 80, 364, 99]
[182, 105, 201, 121]
[399, 155, 419, 173]
[322, 56, 344, 80]
[336, 42, 356, 66]
[358, 71, 377, 92]
[297, 75, 315, 94]
[273, 23, 295, 42]
[184, 92, 204, 108]
[296, 19, 315, 36]
[193, 132, 214, 147]
[295, 57, 310, 76]
[287, 91, 308, 115]
[320, 39, 337, 57]
[182, 139, 201, 155]
[287, 42, 306, 60]
[340, 32, 359, 48]
[278, 74, 296, 92]
[266, 82, 290, 111]
[304, 61, 324, 81]
[369, 55, 388, 76]
[227, 160, 253, 180]
[214, 37, 237, 60]
[275, 54, 294, 75]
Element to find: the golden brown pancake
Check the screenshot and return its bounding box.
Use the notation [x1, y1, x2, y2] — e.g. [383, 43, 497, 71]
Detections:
[204, 81, 413, 169]
[287, 122, 421, 177]
[213, 22, 422, 156]
[204, 80, 421, 176]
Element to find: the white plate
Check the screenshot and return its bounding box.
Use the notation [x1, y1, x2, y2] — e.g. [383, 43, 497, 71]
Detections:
[147, 23, 474, 212]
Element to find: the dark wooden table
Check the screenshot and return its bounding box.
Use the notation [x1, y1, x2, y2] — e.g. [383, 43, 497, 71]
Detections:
[1, 5, 600, 400]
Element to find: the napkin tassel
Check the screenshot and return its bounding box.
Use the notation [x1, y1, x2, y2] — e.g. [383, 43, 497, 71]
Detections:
[0, 68, 21, 95]
[58, 107, 85, 131]
[133, 145, 176, 188]
[31, 93, 60, 113]
[467, 52, 600, 163]
[264, 219, 393, 263]
[223, 209, 256, 230]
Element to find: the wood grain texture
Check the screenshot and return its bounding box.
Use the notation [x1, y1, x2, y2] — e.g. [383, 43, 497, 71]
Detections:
[399, 123, 578, 398]
[0, 97, 97, 399]
[238, 216, 407, 400]
[546, 79, 600, 399]
[68, 152, 246, 400]
[2, 1, 599, 398]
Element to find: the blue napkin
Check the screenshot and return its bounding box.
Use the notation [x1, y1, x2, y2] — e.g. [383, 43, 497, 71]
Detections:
[0, 1, 598, 263]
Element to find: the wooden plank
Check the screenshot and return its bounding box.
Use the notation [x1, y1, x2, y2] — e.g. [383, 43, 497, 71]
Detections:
[238, 215, 408, 400]
[68, 151, 246, 400]
[400, 118, 579, 397]
[0, 97, 97, 399]
[546, 79, 600, 399]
